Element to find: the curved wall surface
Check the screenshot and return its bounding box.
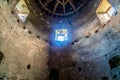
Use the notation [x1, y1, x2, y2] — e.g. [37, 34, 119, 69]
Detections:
[0, 0, 120, 80]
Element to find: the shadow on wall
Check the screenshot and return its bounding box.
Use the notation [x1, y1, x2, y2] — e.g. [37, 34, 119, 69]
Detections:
[109, 56, 120, 69]
[0, 51, 4, 64]
[48, 47, 75, 80]
[49, 68, 59, 80]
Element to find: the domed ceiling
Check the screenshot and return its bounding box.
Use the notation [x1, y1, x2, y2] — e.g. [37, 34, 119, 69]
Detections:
[34, 0, 90, 17]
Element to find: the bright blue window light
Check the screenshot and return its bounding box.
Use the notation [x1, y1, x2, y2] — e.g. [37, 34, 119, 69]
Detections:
[55, 29, 68, 42]
[50, 22, 72, 48]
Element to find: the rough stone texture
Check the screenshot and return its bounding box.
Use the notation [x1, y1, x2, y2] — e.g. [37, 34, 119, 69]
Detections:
[0, 0, 49, 80]
[0, 0, 120, 80]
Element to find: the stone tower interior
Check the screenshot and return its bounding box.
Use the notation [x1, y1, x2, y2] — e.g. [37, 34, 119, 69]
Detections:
[0, 0, 120, 80]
